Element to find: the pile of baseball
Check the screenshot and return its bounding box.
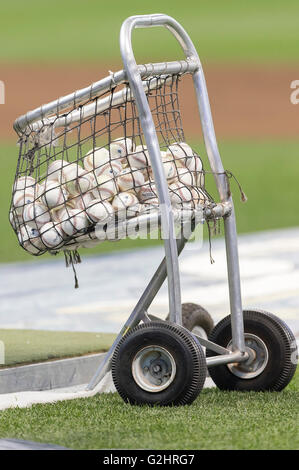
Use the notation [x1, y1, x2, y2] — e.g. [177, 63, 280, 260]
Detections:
[10, 138, 205, 255]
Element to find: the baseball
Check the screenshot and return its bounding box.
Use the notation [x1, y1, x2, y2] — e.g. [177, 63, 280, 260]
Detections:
[94, 223, 107, 242]
[86, 199, 114, 223]
[112, 192, 139, 211]
[9, 209, 23, 230]
[112, 192, 140, 220]
[61, 162, 85, 183]
[63, 170, 92, 196]
[13, 188, 36, 215]
[117, 167, 145, 192]
[23, 238, 45, 255]
[138, 181, 157, 202]
[41, 181, 68, 209]
[13, 176, 36, 191]
[95, 160, 123, 178]
[109, 137, 134, 163]
[149, 153, 178, 182]
[84, 147, 110, 172]
[143, 199, 160, 216]
[18, 224, 45, 254]
[37, 181, 46, 199]
[91, 174, 118, 201]
[173, 167, 196, 186]
[184, 155, 203, 174]
[162, 152, 184, 171]
[127, 203, 142, 218]
[127, 145, 150, 170]
[47, 159, 68, 182]
[23, 202, 51, 229]
[168, 182, 193, 205]
[167, 142, 193, 161]
[162, 159, 177, 181]
[17, 224, 37, 243]
[68, 191, 94, 211]
[52, 206, 69, 224]
[143, 197, 160, 207]
[59, 208, 89, 236]
[40, 222, 65, 248]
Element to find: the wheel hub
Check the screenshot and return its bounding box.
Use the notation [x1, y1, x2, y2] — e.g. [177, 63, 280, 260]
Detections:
[227, 333, 269, 379]
[132, 345, 176, 392]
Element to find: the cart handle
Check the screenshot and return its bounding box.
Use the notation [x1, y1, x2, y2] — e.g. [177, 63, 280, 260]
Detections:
[120, 14, 228, 202]
[120, 14, 200, 66]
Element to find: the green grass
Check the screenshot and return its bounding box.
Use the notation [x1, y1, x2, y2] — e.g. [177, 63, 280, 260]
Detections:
[205, 139, 299, 237]
[0, 0, 299, 64]
[0, 329, 115, 368]
[1, 139, 299, 264]
[0, 368, 298, 449]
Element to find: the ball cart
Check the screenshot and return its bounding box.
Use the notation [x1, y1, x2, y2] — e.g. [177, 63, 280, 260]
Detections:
[11, 14, 297, 405]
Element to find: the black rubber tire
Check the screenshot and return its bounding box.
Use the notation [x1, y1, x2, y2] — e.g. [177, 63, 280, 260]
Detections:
[207, 309, 298, 391]
[111, 322, 207, 406]
[165, 303, 214, 336]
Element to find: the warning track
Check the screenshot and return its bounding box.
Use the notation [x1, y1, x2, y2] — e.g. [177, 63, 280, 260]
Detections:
[1, 63, 298, 140]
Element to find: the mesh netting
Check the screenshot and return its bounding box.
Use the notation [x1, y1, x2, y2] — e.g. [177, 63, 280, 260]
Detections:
[10, 72, 216, 257]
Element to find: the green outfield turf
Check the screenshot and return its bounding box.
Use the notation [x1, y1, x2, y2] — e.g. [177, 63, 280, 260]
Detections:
[0, 0, 298, 64]
[0, 329, 115, 368]
[1, 139, 298, 264]
[0, 368, 298, 449]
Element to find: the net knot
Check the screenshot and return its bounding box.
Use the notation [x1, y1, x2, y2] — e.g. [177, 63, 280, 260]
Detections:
[109, 70, 117, 88]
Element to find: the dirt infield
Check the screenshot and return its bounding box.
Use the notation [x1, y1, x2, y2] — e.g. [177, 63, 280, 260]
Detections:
[0, 63, 298, 140]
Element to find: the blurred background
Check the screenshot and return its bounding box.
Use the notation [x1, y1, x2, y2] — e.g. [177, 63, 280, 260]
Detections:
[0, 0, 298, 264]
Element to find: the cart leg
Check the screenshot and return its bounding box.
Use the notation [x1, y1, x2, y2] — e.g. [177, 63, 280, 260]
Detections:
[192, 68, 246, 354]
[86, 228, 190, 391]
[224, 204, 246, 353]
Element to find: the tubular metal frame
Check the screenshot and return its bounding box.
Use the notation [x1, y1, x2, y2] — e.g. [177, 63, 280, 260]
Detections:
[14, 14, 248, 392]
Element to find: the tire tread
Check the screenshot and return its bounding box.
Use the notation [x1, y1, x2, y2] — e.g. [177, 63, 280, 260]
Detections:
[112, 322, 206, 406]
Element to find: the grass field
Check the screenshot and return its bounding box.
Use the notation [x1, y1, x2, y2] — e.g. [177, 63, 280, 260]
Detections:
[0, 368, 298, 449]
[0, 0, 298, 64]
[0, 329, 115, 368]
[1, 139, 299, 263]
